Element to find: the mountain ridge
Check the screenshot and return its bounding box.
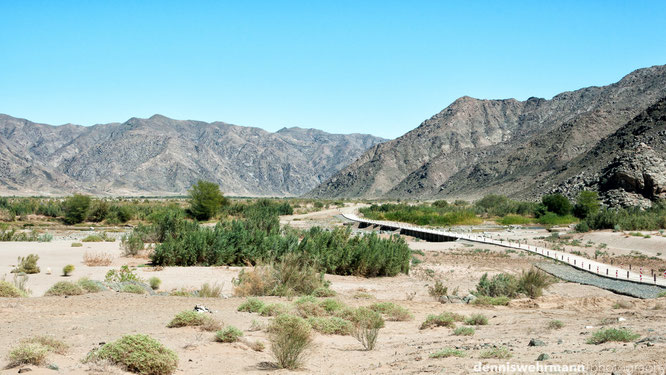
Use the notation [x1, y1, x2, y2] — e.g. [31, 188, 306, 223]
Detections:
[0, 114, 386, 197]
[308, 64, 666, 202]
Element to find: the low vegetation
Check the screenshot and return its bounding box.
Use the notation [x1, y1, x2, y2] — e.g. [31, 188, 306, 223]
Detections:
[215, 326, 243, 343]
[465, 314, 488, 326]
[198, 282, 223, 298]
[44, 281, 85, 296]
[474, 268, 553, 300]
[77, 277, 105, 293]
[7, 343, 49, 367]
[307, 316, 352, 335]
[547, 320, 564, 330]
[6, 336, 68, 368]
[587, 328, 640, 344]
[83, 251, 113, 266]
[167, 310, 222, 331]
[479, 346, 512, 359]
[453, 326, 475, 336]
[420, 312, 463, 330]
[237, 298, 266, 313]
[85, 334, 178, 375]
[429, 348, 466, 358]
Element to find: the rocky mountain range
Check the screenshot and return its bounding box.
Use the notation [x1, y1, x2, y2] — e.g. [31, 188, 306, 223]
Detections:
[308, 64, 666, 205]
[0, 114, 385, 196]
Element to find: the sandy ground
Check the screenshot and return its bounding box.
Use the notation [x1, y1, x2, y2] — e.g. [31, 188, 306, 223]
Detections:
[1, 209, 666, 374]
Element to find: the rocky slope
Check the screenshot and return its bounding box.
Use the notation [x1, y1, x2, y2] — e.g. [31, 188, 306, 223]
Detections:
[308, 65, 666, 201]
[546, 97, 666, 207]
[0, 114, 385, 196]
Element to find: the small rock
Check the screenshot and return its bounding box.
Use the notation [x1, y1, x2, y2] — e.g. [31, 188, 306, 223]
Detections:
[463, 294, 477, 304]
[536, 353, 550, 361]
[438, 296, 449, 304]
[528, 338, 546, 347]
[617, 317, 626, 322]
[447, 295, 463, 304]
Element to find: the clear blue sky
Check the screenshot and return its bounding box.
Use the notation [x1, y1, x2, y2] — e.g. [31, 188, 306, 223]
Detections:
[1, 1, 665, 139]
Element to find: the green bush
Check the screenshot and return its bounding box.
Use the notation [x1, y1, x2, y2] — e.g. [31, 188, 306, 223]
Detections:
[657, 291, 666, 298]
[0, 280, 28, 297]
[259, 303, 291, 317]
[497, 214, 533, 225]
[319, 298, 344, 313]
[64, 194, 91, 224]
[44, 281, 85, 296]
[453, 326, 475, 336]
[475, 273, 519, 298]
[215, 326, 243, 343]
[587, 328, 640, 344]
[167, 311, 221, 331]
[547, 320, 564, 330]
[77, 278, 104, 293]
[360, 203, 481, 226]
[71, 242, 83, 247]
[429, 348, 466, 358]
[420, 313, 461, 330]
[62, 264, 75, 276]
[479, 346, 512, 359]
[369, 302, 413, 321]
[12, 254, 40, 274]
[105, 266, 142, 283]
[573, 191, 600, 219]
[122, 233, 145, 256]
[311, 287, 336, 297]
[465, 314, 488, 326]
[472, 296, 511, 306]
[149, 277, 162, 290]
[269, 315, 313, 369]
[188, 180, 228, 221]
[351, 308, 385, 350]
[428, 280, 448, 299]
[85, 334, 178, 375]
[237, 298, 265, 313]
[307, 316, 352, 335]
[541, 194, 572, 216]
[518, 268, 553, 298]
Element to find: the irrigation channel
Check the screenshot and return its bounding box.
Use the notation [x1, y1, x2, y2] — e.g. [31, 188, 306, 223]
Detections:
[341, 213, 666, 292]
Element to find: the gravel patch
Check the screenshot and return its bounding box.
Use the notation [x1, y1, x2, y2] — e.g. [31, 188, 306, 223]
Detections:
[536, 262, 666, 299]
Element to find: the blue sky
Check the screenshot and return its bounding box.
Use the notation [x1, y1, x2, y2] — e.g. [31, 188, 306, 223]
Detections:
[1, 1, 665, 139]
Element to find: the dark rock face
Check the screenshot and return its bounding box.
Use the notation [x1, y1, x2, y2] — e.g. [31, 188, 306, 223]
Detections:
[0, 114, 385, 196]
[548, 97, 666, 207]
[308, 65, 666, 202]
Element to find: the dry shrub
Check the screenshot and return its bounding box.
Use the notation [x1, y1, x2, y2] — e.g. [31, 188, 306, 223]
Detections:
[233, 253, 328, 297]
[198, 282, 223, 298]
[268, 315, 313, 369]
[83, 251, 113, 266]
[351, 307, 385, 350]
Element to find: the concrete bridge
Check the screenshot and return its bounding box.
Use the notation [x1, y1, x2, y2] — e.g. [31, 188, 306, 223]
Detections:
[342, 213, 666, 288]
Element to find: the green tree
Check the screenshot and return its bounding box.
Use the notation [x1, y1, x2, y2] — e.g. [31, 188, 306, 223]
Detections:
[573, 191, 600, 219]
[188, 180, 227, 220]
[541, 194, 572, 216]
[64, 194, 92, 224]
